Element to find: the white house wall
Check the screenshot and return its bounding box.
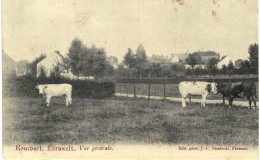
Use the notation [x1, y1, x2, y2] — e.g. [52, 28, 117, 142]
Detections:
[36, 52, 63, 77]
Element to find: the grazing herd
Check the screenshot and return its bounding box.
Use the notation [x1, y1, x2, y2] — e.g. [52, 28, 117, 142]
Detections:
[35, 81, 257, 109]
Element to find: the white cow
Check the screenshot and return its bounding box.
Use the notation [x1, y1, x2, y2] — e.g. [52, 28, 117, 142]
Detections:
[35, 83, 72, 107]
[179, 81, 217, 107]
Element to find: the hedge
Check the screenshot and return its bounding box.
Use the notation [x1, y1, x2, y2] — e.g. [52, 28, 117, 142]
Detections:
[3, 76, 115, 99]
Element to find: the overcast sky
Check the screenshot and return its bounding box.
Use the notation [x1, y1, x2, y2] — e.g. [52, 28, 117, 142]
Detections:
[2, 0, 258, 62]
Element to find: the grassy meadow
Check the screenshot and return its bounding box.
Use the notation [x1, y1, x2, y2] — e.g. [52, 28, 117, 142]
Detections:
[2, 96, 258, 146]
[116, 83, 259, 101]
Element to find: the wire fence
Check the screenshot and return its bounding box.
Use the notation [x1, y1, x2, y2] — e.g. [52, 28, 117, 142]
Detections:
[116, 83, 178, 100]
[115, 82, 259, 101]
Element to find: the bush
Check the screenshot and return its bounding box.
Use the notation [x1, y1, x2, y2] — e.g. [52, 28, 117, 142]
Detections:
[3, 76, 115, 99]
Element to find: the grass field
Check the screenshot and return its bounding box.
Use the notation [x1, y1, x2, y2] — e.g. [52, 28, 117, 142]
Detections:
[3, 96, 258, 146]
[116, 83, 259, 101]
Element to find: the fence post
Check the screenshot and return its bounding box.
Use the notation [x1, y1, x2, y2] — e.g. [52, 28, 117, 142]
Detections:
[126, 85, 128, 97]
[134, 83, 136, 98]
[148, 83, 150, 100]
[163, 83, 166, 100]
[119, 85, 121, 96]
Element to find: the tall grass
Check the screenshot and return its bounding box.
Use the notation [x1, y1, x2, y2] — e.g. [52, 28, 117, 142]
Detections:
[3, 97, 258, 146]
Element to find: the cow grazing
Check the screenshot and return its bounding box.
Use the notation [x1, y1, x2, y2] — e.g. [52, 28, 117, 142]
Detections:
[179, 81, 218, 107]
[35, 83, 72, 107]
[216, 81, 257, 109]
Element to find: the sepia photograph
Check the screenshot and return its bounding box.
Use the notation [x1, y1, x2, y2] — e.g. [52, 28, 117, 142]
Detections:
[2, 0, 259, 159]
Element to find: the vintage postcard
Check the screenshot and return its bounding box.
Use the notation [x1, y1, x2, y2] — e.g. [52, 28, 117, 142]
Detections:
[2, 0, 259, 159]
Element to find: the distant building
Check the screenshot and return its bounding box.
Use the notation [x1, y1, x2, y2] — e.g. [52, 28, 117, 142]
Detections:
[37, 51, 76, 79]
[170, 53, 189, 63]
[217, 55, 234, 69]
[36, 51, 95, 80]
[107, 56, 118, 68]
[235, 59, 243, 68]
[184, 64, 206, 69]
[148, 54, 171, 64]
[193, 51, 220, 64]
[2, 50, 15, 76]
[15, 60, 30, 76]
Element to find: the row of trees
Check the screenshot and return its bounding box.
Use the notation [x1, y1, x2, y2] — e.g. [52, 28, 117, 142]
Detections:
[28, 41, 258, 80]
[115, 59, 256, 79]
[28, 38, 114, 79]
[119, 43, 258, 78]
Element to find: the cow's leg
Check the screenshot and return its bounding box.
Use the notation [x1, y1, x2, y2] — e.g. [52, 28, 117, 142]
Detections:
[46, 96, 51, 107]
[252, 95, 257, 110]
[246, 96, 252, 109]
[64, 95, 69, 107]
[201, 93, 207, 107]
[182, 96, 187, 107]
[189, 95, 191, 104]
[228, 97, 234, 108]
[222, 95, 226, 107]
[67, 94, 72, 106]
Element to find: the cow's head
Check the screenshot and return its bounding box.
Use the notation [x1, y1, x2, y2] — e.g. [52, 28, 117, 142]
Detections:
[208, 82, 218, 94]
[216, 83, 227, 93]
[35, 84, 46, 94]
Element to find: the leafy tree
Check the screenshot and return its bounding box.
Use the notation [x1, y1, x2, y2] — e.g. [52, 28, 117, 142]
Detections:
[123, 48, 136, 78]
[150, 63, 162, 77]
[185, 68, 193, 76]
[248, 43, 258, 74]
[161, 65, 172, 78]
[194, 67, 204, 77]
[240, 60, 252, 76]
[68, 38, 84, 77]
[92, 47, 109, 78]
[221, 64, 227, 75]
[38, 66, 47, 80]
[135, 44, 148, 78]
[115, 63, 129, 78]
[206, 58, 219, 78]
[59, 56, 71, 73]
[50, 62, 63, 78]
[171, 63, 185, 76]
[227, 61, 235, 81]
[185, 53, 202, 70]
[67, 38, 113, 79]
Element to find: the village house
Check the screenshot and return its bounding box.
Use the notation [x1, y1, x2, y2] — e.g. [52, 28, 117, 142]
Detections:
[15, 60, 30, 76]
[193, 51, 220, 63]
[36, 51, 75, 79]
[148, 54, 171, 64]
[170, 53, 189, 63]
[217, 55, 234, 69]
[36, 51, 95, 80]
[2, 50, 15, 76]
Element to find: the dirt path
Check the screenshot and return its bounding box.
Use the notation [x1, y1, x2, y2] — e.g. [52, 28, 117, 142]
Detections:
[115, 93, 259, 108]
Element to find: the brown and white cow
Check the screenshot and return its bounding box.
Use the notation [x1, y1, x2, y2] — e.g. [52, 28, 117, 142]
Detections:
[179, 81, 218, 107]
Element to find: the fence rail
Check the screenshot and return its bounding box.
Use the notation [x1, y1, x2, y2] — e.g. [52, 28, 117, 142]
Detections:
[116, 83, 169, 100]
[116, 77, 259, 84]
[115, 82, 259, 102]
